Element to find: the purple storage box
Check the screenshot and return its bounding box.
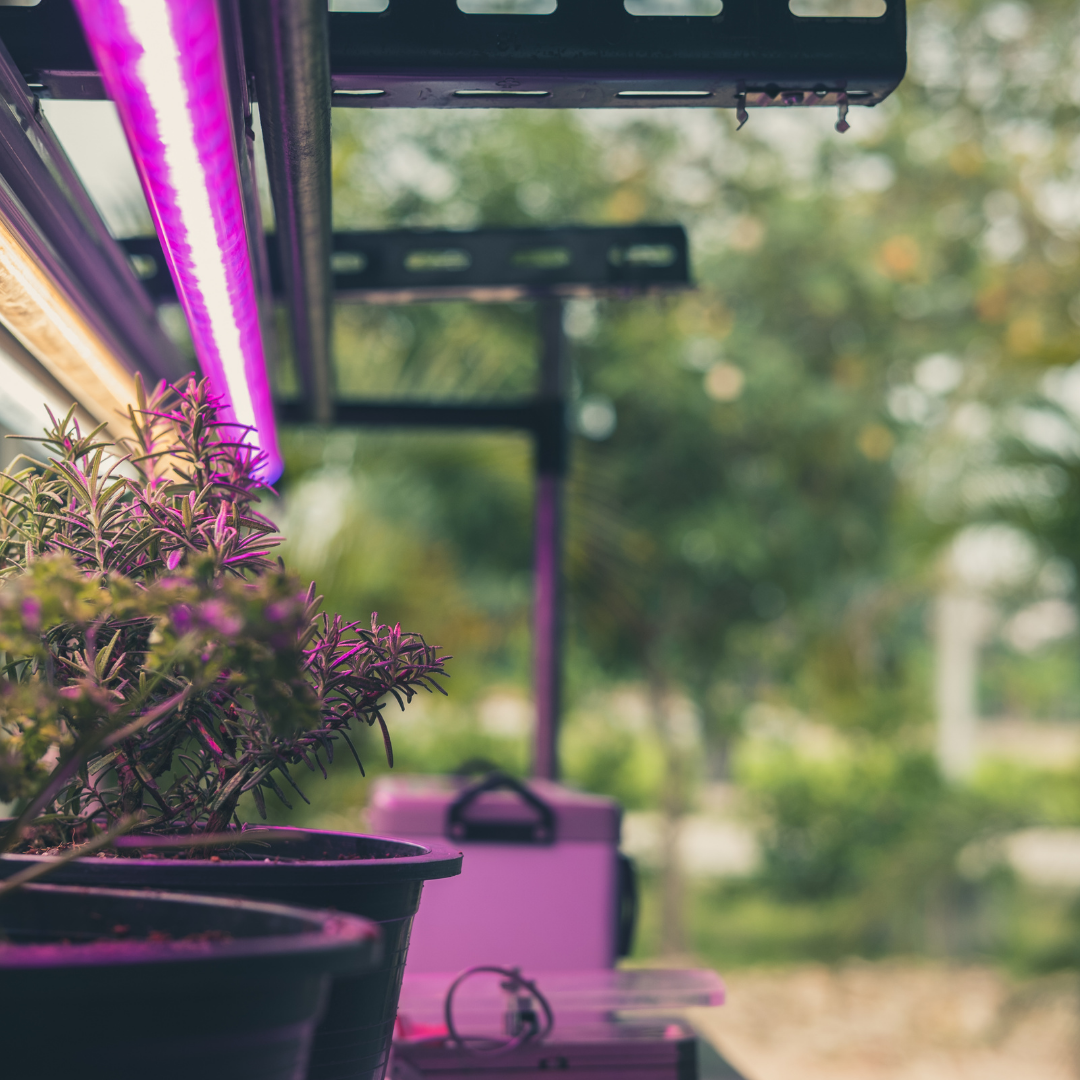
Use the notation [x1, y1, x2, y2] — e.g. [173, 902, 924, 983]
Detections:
[367, 773, 626, 972]
[391, 969, 727, 1080]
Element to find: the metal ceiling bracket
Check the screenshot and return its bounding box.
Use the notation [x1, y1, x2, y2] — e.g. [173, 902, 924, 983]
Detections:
[243, 0, 334, 424]
[1, 0, 905, 111]
[326, 0, 907, 111]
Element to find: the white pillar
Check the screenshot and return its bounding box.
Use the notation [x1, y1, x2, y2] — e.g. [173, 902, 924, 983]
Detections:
[934, 589, 996, 781]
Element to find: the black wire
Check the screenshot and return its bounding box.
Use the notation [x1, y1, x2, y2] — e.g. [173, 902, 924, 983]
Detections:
[443, 965, 555, 1056]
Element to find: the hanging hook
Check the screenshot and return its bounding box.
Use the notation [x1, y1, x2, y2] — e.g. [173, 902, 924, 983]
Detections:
[835, 92, 850, 134]
[736, 91, 748, 131]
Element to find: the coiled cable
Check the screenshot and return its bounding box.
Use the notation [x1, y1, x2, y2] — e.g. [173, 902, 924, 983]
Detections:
[443, 965, 554, 1056]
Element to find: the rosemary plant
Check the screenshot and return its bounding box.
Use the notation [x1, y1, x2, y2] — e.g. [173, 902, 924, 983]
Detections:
[0, 378, 448, 849]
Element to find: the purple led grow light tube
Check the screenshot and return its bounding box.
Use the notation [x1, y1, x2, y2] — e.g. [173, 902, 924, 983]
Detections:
[72, 0, 282, 482]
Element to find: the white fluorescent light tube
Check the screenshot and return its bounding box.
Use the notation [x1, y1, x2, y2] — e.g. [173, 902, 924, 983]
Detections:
[74, 0, 283, 482]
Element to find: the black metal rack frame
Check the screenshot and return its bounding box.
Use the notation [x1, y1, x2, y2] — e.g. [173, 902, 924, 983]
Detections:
[123, 224, 691, 780]
[0, 0, 904, 776]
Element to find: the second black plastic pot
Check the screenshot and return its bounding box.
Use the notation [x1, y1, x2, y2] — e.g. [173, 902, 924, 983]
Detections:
[0, 828, 462, 1080]
[0, 882, 380, 1080]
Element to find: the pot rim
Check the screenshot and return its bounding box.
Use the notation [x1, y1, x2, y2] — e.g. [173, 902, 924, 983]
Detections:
[1, 826, 463, 880]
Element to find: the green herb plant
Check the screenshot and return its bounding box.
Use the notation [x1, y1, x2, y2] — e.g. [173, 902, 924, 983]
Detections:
[0, 377, 448, 851]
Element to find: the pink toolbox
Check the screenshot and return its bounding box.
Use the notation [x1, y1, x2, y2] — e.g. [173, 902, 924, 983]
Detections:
[391, 968, 730, 1080]
[392, 1022, 698, 1080]
[366, 771, 634, 972]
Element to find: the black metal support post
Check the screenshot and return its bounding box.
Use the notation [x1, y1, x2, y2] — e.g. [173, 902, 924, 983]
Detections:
[244, 0, 334, 423]
[276, 305, 571, 782]
[220, 0, 279, 386]
[277, 377, 570, 781]
[532, 299, 569, 782]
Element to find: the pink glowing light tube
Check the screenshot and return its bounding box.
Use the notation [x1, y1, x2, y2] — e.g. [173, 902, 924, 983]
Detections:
[73, 0, 282, 482]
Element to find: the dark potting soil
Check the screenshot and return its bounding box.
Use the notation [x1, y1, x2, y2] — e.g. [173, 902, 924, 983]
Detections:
[18, 848, 358, 861]
[0, 926, 234, 947]
[16, 827, 410, 861]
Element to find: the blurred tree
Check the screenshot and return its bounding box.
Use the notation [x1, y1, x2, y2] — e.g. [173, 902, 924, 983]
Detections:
[270, 0, 1080, 956]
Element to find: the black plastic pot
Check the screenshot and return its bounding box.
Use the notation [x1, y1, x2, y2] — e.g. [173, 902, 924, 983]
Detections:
[1, 882, 380, 1080]
[0, 828, 462, 1080]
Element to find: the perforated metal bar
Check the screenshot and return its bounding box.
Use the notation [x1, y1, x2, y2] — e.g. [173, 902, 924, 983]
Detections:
[327, 0, 906, 111]
[0, 0, 905, 110]
[121, 224, 691, 303]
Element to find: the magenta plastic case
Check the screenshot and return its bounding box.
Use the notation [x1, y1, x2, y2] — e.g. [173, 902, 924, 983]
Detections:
[367, 774, 623, 972]
[392, 969, 726, 1080]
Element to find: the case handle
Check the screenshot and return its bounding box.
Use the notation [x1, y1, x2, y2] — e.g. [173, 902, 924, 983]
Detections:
[446, 771, 557, 844]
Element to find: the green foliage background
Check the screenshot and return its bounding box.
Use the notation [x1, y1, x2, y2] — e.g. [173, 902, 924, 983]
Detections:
[263, 0, 1080, 968]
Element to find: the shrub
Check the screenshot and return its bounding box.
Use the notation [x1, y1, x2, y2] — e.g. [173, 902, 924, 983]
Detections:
[0, 378, 448, 848]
